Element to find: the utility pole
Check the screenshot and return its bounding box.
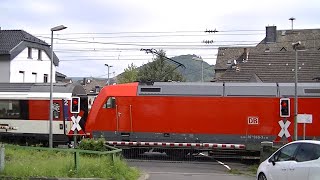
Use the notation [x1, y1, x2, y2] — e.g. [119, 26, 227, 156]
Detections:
[289, 17, 298, 141]
[105, 64, 113, 85]
[289, 17, 295, 31]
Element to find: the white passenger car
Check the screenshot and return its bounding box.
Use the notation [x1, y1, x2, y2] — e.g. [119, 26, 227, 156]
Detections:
[257, 140, 320, 180]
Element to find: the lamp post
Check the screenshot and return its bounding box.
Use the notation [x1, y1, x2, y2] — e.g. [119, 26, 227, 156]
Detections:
[192, 57, 204, 82]
[105, 64, 113, 85]
[292, 41, 301, 141]
[49, 25, 67, 148]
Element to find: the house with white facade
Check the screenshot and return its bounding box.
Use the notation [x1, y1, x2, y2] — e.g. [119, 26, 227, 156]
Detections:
[0, 30, 59, 83]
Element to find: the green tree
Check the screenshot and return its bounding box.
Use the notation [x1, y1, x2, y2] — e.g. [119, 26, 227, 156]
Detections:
[117, 63, 138, 83]
[137, 50, 184, 82]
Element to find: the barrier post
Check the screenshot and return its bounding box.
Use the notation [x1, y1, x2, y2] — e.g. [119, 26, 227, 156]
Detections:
[73, 130, 79, 172]
[260, 141, 273, 163]
[0, 144, 4, 172]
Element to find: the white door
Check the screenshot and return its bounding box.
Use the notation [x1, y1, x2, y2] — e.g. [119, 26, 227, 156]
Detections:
[267, 143, 300, 180]
[287, 143, 319, 180]
[267, 161, 290, 180]
[287, 161, 310, 180]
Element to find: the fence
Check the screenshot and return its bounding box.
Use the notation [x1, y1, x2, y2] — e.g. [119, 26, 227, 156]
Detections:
[0, 143, 122, 174]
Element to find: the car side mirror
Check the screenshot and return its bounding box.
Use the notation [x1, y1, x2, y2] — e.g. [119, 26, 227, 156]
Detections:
[268, 157, 276, 166]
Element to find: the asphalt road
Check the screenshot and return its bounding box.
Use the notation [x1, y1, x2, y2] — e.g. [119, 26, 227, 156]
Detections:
[128, 160, 257, 180]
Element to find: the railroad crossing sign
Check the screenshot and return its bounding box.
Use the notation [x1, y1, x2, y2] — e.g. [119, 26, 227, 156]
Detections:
[68, 110, 85, 135]
[71, 115, 82, 132]
[278, 120, 291, 138]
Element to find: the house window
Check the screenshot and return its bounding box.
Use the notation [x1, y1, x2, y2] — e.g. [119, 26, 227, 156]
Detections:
[32, 72, 37, 82]
[38, 50, 42, 60]
[19, 71, 25, 82]
[44, 74, 48, 83]
[95, 86, 100, 93]
[28, 47, 32, 59]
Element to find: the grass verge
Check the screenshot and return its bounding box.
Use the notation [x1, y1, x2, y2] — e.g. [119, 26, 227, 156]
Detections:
[0, 145, 140, 180]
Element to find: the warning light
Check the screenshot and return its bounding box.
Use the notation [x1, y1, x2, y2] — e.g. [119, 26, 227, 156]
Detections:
[280, 98, 290, 117]
[70, 97, 80, 113]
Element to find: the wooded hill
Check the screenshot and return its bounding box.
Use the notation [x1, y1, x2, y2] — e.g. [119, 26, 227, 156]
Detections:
[171, 54, 214, 82]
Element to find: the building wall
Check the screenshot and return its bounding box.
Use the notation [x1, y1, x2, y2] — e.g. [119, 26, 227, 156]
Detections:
[10, 47, 56, 83]
[0, 56, 10, 82]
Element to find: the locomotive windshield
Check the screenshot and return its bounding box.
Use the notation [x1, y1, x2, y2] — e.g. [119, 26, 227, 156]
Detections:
[104, 97, 116, 109]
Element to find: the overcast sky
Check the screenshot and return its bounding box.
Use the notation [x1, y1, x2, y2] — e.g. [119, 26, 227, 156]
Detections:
[1, 0, 320, 78]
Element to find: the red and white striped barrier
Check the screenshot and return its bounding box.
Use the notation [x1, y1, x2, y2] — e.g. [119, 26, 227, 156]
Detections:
[106, 141, 245, 150]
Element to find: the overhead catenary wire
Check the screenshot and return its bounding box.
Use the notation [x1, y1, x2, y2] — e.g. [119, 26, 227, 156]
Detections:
[36, 33, 265, 40]
[57, 53, 218, 58]
[53, 40, 261, 44]
[34, 29, 265, 36]
[58, 58, 215, 61]
[35, 36, 258, 47]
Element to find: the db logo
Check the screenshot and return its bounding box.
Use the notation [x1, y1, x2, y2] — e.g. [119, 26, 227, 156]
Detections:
[248, 116, 259, 125]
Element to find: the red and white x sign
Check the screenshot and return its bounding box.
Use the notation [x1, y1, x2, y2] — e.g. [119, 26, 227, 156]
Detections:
[71, 115, 82, 132]
[68, 110, 85, 135]
[278, 120, 291, 138]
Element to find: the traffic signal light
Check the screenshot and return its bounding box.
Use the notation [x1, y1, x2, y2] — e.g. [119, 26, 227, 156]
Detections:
[70, 97, 80, 113]
[280, 98, 290, 117]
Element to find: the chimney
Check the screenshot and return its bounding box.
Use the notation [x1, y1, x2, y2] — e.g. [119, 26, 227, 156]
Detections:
[243, 48, 248, 61]
[83, 78, 86, 85]
[265, 26, 277, 43]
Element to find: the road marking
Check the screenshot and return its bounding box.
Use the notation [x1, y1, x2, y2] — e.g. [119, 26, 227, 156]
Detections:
[216, 160, 231, 170]
[199, 152, 231, 170]
[147, 172, 232, 176]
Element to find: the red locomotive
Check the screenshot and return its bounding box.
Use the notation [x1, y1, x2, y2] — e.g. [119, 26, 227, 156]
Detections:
[1, 81, 320, 156]
[85, 82, 320, 154]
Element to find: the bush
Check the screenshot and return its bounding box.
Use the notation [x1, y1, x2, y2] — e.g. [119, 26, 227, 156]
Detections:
[79, 138, 106, 151]
[1, 145, 140, 180]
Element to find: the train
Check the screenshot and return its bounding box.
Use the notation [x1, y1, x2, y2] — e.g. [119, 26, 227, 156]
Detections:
[85, 82, 320, 155]
[1, 81, 320, 156]
[0, 83, 88, 146]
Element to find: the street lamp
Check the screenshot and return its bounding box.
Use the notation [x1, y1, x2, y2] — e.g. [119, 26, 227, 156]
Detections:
[49, 25, 67, 148]
[105, 64, 113, 85]
[192, 57, 204, 82]
[292, 41, 301, 141]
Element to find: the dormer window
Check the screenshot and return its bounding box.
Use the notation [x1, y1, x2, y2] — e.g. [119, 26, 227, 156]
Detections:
[265, 47, 270, 52]
[280, 47, 287, 52]
[28, 47, 32, 59]
[38, 50, 42, 60]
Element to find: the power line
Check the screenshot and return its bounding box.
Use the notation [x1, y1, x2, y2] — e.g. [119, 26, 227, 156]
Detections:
[35, 29, 265, 36]
[59, 58, 217, 62]
[54, 47, 221, 52]
[53, 40, 260, 44]
[57, 54, 218, 58]
[37, 32, 264, 40]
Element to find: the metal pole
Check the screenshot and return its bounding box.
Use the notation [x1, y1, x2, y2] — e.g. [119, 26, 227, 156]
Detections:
[49, 30, 54, 148]
[303, 123, 306, 140]
[201, 60, 204, 82]
[107, 65, 110, 85]
[294, 49, 298, 141]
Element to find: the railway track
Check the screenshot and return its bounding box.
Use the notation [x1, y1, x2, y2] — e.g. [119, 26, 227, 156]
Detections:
[121, 150, 260, 165]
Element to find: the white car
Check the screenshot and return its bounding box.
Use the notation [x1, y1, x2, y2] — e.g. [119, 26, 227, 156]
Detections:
[257, 140, 320, 180]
